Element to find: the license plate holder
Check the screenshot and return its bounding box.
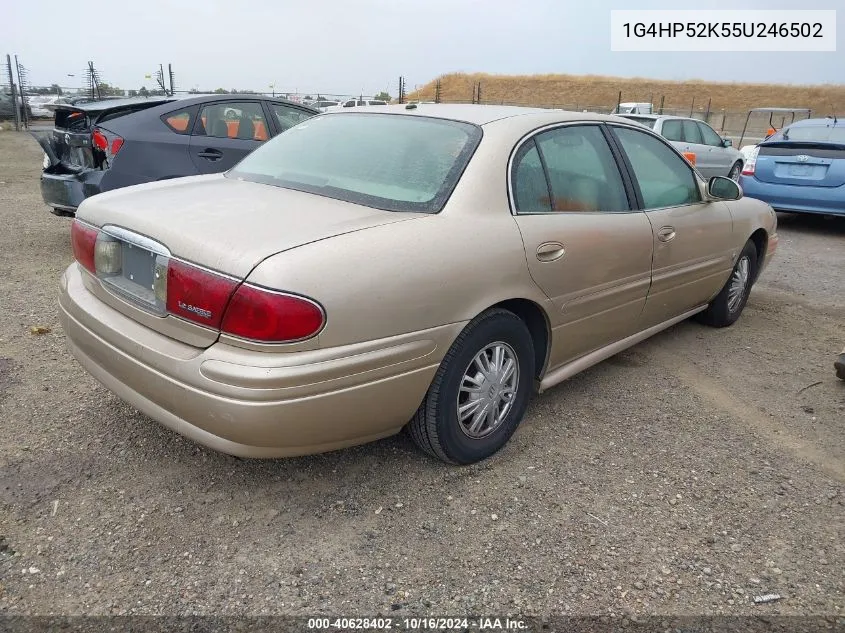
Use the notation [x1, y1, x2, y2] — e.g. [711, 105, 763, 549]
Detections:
[788, 164, 812, 177]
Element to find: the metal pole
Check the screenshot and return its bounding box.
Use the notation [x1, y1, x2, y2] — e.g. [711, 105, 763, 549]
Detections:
[168, 63, 175, 95]
[7, 55, 20, 131]
[659, 95, 665, 115]
[689, 97, 695, 117]
[14, 54, 27, 128]
[704, 98, 711, 122]
[616, 90, 622, 113]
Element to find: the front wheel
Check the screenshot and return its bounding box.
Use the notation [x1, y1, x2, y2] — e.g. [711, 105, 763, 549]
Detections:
[408, 309, 535, 464]
[697, 240, 757, 328]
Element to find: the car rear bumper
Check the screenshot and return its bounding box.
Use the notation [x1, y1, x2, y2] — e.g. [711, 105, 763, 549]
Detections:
[59, 264, 455, 458]
[739, 176, 845, 216]
[40, 170, 103, 212]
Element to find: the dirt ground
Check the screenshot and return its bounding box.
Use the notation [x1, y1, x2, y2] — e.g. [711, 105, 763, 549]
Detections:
[0, 131, 842, 619]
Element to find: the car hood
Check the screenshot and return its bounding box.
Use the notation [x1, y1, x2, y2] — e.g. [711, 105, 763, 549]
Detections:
[76, 174, 425, 278]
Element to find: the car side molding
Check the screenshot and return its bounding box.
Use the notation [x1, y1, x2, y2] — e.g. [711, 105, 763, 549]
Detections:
[538, 305, 708, 393]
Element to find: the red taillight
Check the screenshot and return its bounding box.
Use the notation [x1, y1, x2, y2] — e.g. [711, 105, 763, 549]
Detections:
[92, 129, 108, 152]
[92, 127, 124, 159]
[165, 260, 238, 329]
[70, 220, 97, 274]
[221, 284, 325, 342]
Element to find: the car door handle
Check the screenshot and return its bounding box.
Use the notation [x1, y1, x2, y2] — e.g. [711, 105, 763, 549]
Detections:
[657, 227, 676, 243]
[197, 148, 223, 160]
[536, 242, 566, 262]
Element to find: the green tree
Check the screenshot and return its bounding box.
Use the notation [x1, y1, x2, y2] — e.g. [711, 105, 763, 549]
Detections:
[49, 84, 63, 95]
[374, 91, 391, 102]
[214, 88, 229, 94]
[138, 86, 149, 97]
[128, 89, 138, 97]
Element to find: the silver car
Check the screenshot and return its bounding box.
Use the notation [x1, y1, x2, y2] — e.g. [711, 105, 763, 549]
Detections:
[619, 114, 744, 180]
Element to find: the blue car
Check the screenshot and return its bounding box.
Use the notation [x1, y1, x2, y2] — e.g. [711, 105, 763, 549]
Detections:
[738, 117, 845, 217]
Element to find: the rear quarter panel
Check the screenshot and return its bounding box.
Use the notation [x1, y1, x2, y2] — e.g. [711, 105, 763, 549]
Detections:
[245, 210, 551, 350]
[98, 108, 196, 191]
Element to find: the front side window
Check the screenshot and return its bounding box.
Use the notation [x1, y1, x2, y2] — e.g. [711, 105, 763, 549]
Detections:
[612, 126, 701, 209]
[682, 119, 703, 144]
[698, 122, 724, 146]
[229, 113, 481, 213]
[521, 125, 629, 213]
[196, 101, 269, 141]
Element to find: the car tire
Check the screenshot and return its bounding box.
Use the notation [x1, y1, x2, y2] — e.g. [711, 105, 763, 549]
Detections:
[408, 308, 535, 464]
[697, 240, 757, 328]
[728, 161, 742, 180]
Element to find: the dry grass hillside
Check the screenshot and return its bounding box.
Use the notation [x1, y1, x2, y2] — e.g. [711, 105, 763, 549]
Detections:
[407, 72, 845, 116]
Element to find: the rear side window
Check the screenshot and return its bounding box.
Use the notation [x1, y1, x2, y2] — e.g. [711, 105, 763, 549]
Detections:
[161, 107, 194, 134]
[661, 120, 683, 142]
[530, 125, 629, 213]
[196, 102, 269, 141]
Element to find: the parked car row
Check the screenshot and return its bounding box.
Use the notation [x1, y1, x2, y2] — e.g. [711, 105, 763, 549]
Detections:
[58, 104, 779, 464]
[619, 113, 744, 179]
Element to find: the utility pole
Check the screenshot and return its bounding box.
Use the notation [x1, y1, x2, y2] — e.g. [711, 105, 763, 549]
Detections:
[168, 63, 175, 95]
[398, 76, 405, 104]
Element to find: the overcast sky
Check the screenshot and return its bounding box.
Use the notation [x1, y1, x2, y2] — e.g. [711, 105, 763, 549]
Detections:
[3, 0, 841, 97]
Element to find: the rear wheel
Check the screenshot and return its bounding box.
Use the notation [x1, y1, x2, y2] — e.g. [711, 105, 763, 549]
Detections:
[697, 240, 757, 328]
[728, 161, 742, 180]
[408, 309, 534, 464]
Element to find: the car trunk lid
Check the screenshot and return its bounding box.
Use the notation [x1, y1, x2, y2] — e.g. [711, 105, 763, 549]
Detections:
[754, 142, 845, 188]
[75, 175, 426, 347]
[32, 98, 174, 173]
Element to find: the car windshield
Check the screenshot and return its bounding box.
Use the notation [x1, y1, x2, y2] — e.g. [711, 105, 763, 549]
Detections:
[228, 113, 482, 213]
[779, 124, 845, 144]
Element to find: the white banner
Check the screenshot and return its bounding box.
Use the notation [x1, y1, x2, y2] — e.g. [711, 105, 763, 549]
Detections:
[610, 10, 837, 52]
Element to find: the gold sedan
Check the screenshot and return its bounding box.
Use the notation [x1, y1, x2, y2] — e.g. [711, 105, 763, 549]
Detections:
[60, 105, 778, 464]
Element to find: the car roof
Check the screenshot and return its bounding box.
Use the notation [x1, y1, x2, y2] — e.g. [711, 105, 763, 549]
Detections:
[785, 117, 841, 128]
[325, 103, 623, 126]
[61, 93, 318, 114]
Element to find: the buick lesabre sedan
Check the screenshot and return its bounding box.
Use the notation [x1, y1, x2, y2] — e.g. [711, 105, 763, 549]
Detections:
[60, 105, 779, 464]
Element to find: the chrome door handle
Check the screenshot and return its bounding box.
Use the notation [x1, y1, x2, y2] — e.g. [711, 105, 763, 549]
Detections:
[657, 227, 676, 243]
[536, 241, 565, 262]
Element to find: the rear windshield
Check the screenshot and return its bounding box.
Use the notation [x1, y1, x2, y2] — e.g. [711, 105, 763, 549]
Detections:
[777, 124, 845, 144]
[228, 113, 481, 213]
[620, 116, 656, 129]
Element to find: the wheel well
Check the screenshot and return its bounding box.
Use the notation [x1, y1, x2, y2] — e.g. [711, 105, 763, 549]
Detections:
[749, 228, 767, 279]
[492, 299, 549, 380]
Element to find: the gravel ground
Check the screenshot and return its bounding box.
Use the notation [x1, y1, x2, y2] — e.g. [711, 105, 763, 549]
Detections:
[0, 131, 843, 618]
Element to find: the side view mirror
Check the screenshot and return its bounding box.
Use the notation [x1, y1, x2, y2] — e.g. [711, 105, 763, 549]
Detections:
[708, 176, 742, 200]
[722, 138, 733, 147]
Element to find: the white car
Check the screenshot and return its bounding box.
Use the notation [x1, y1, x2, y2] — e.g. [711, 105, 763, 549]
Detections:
[325, 99, 389, 112]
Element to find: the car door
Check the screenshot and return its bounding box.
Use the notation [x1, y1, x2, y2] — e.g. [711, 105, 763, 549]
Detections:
[511, 124, 654, 369]
[609, 124, 735, 326]
[697, 121, 735, 177]
[680, 118, 716, 178]
[267, 101, 315, 135]
[188, 100, 270, 174]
